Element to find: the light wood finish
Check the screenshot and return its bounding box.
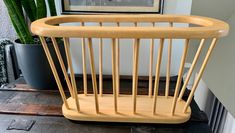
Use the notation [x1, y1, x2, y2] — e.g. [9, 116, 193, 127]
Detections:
[170, 39, 189, 116]
[148, 22, 155, 97]
[33, 15, 229, 124]
[87, 38, 99, 114]
[132, 22, 138, 63]
[116, 22, 120, 96]
[178, 39, 205, 101]
[39, 37, 69, 109]
[165, 22, 173, 98]
[99, 22, 103, 96]
[132, 39, 140, 114]
[63, 38, 80, 112]
[153, 39, 164, 114]
[62, 94, 191, 123]
[31, 15, 229, 38]
[183, 38, 218, 113]
[132, 22, 138, 113]
[51, 37, 73, 98]
[81, 22, 88, 96]
[112, 38, 118, 113]
[132, 22, 138, 104]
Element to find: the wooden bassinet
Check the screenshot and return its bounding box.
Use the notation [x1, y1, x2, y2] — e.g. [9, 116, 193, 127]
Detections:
[31, 14, 229, 124]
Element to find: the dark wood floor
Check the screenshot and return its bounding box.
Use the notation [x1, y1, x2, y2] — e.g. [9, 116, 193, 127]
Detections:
[0, 77, 211, 133]
[0, 114, 131, 133]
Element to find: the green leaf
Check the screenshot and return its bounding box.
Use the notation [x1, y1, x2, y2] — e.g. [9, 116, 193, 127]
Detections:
[14, 0, 23, 17]
[4, 0, 34, 44]
[36, 0, 47, 19]
[47, 0, 57, 16]
[21, 0, 37, 22]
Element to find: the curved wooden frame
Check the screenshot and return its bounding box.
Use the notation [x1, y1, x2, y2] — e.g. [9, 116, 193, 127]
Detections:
[32, 15, 229, 124]
[31, 14, 228, 38]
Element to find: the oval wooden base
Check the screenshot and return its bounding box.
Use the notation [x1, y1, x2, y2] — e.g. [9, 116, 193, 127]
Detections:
[62, 94, 191, 124]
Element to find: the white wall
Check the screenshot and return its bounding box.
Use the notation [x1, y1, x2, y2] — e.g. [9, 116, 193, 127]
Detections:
[56, 0, 192, 75]
[191, 0, 235, 130]
[191, 0, 235, 117]
[1, 0, 193, 76]
[202, 13, 235, 117]
[223, 112, 235, 133]
[0, 1, 17, 40]
[190, 0, 235, 115]
[191, 0, 235, 21]
[193, 74, 215, 116]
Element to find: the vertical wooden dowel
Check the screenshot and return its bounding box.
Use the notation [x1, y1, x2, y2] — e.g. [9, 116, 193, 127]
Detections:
[183, 38, 217, 113]
[132, 38, 140, 114]
[152, 39, 164, 115]
[87, 38, 99, 114]
[165, 22, 173, 98]
[132, 22, 138, 63]
[170, 39, 189, 116]
[63, 37, 80, 112]
[112, 38, 118, 113]
[51, 37, 73, 98]
[99, 22, 103, 96]
[148, 22, 155, 97]
[178, 39, 205, 101]
[39, 37, 69, 109]
[132, 22, 138, 92]
[116, 22, 120, 96]
[81, 22, 87, 96]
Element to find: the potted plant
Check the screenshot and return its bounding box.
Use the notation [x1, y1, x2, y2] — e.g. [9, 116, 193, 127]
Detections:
[4, 0, 67, 89]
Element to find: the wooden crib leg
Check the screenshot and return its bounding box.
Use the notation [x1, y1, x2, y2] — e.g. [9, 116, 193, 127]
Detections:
[132, 38, 140, 114]
[116, 22, 120, 96]
[99, 22, 103, 96]
[152, 39, 164, 115]
[132, 22, 138, 77]
[63, 38, 80, 112]
[165, 22, 173, 98]
[51, 37, 73, 98]
[112, 38, 118, 113]
[87, 38, 99, 114]
[39, 37, 69, 109]
[81, 22, 88, 96]
[148, 22, 155, 97]
[178, 39, 205, 101]
[183, 38, 217, 113]
[170, 39, 189, 116]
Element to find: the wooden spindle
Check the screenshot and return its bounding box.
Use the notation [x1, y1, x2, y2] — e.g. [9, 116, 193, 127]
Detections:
[116, 22, 120, 96]
[81, 22, 88, 96]
[132, 38, 140, 114]
[132, 22, 138, 62]
[165, 22, 173, 98]
[99, 22, 103, 96]
[63, 37, 80, 112]
[132, 22, 138, 90]
[148, 22, 155, 97]
[170, 39, 189, 116]
[39, 37, 69, 109]
[178, 39, 205, 101]
[112, 38, 118, 113]
[87, 38, 99, 114]
[51, 37, 73, 98]
[183, 38, 217, 113]
[152, 39, 164, 114]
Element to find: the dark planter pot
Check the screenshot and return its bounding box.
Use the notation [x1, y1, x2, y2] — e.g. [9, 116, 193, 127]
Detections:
[14, 38, 67, 89]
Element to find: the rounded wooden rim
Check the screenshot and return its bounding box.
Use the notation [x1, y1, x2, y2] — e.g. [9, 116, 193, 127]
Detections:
[31, 14, 229, 38]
